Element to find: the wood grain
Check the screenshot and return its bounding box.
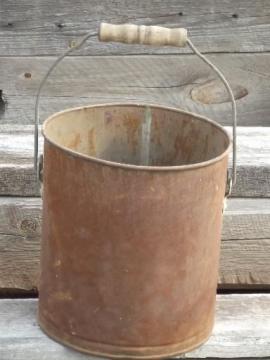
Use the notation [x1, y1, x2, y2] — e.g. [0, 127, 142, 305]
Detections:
[219, 239, 270, 286]
[0, 125, 269, 197]
[0, 0, 270, 55]
[1, 54, 270, 126]
[0, 295, 269, 358]
[223, 198, 270, 240]
[0, 197, 269, 291]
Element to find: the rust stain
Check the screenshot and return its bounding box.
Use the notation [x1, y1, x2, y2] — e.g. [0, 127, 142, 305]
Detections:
[88, 128, 96, 156]
[172, 124, 201, 165]
[153, 119, 158, 131]
[52, 291, 73, 301]
[54, 259, 61, 267]
[173, 133, 189, 164]
[105, 111, 113, 124]
[202, 134, 210, 159]
[68, 133, 81, 150]
[123, 114, 140, 154]
[153, 118, 162, 149]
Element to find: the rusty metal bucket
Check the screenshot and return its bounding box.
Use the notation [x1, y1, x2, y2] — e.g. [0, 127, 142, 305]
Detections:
[36, 23, 236, 359]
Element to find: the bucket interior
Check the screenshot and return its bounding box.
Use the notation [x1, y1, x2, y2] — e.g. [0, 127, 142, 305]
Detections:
[43, 104, 230, 167]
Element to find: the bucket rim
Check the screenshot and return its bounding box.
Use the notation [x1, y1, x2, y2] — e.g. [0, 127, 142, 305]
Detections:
[42, 102, 231, 172]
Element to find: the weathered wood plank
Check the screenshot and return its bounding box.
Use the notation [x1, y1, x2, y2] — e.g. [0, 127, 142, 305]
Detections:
[0, 197, 41, 291]
[1, 54, 270, 126]
[219, 239, 270, 286]
[0, 197, 269, 291]
[0, 295, 269, 358]
[0, 234, 40, 291]
[223, 198, 270, 240]
[0, 125, 269, 197]
[0, 0, 270, 55]
[0, 197, 41, 237]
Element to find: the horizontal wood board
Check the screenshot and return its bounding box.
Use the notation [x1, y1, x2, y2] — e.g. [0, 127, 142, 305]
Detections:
[0, 197, 269, 291]
[0, 0, 270, 55]
[0, 54, 270, 126]
[0, 125, 269, 197]
[0, 295, 269, 358]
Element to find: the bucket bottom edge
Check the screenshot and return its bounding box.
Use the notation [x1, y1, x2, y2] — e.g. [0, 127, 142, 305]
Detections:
[38, 312, 214, 359]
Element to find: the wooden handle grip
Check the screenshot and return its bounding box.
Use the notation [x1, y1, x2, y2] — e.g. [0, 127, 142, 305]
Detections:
[99, 22, 187, 47]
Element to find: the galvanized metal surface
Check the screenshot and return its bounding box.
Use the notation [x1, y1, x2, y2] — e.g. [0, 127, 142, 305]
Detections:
[39, 104, 230, 359]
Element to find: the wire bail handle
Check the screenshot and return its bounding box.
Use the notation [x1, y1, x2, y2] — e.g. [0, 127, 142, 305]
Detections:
[35, 22, 236, 195]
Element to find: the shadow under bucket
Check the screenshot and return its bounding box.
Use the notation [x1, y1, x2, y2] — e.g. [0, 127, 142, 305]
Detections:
[39, 103, 231, 359]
